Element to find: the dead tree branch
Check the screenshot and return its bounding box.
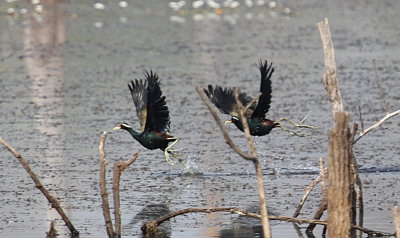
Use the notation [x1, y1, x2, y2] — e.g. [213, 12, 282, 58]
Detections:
[196, 86, 271, 238]
[112, 153, 139, 236]
[98, 131, 115, 238]
[142, 207, 326, 234]
[0, 137, 79, 237]
[354, 109, 400, 143]
[318, 17, 343, 120]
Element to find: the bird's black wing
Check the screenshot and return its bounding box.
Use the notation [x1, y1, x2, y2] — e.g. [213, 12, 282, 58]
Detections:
[144, 70, 171, 133]
[251, 60, 274, 118]
[204, 85, 255, 117]
[129, 79, 148, 132]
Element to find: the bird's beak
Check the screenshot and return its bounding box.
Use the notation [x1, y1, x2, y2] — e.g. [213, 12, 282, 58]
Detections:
[113, 126, 121, 130]
[225, 119, 232, 125]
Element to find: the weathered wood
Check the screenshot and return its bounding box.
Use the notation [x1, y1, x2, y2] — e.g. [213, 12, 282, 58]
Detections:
[112, 153, 139, 237]
[318, 17, 343, 120]
[98, 132, 115, 238]
[327, 112, 352, 237]
[393, 206, 400, 238]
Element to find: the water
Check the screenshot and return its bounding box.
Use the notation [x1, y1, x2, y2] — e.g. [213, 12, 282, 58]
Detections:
[0, 0, 399, 237]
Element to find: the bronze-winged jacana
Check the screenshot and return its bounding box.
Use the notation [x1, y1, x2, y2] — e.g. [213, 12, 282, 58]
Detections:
[113, 71, 179, 163]
[204, 60, 279, 136]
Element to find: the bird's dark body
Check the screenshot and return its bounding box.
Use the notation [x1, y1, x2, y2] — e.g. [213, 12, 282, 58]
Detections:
[232, 117, 276, 136]
[125, 127, 177, 151]
[204, 59, 278, 136]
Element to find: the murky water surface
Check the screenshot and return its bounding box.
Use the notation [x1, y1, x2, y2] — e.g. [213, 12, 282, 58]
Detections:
[0, 0, 399, 237]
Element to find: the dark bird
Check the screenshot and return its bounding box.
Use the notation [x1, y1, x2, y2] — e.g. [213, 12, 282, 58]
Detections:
[113, 71, 178, 163]
[204, 60, 279, 136]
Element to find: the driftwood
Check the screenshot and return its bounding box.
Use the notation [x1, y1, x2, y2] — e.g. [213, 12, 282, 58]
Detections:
[196, 86, 271, 238]
[0, 137, 79, 237]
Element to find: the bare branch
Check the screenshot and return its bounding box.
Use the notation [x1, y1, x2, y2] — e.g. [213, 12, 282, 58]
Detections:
[357, 104, 365, 132]
[293, 164, 326, 218]
[195, 86, 255, 160]
[354, 109, 400, 143]
[0, 137, 79, 237]
[318, 17, 343, 121]
[98, 131, 115, 238]
[113, 153, 139, 236]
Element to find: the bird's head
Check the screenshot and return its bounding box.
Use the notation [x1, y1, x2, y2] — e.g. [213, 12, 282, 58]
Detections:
[225, 116, 240, 125]
[113, 123, 132, 130]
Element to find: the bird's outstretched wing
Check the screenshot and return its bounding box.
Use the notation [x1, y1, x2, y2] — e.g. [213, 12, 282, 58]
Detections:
[144, 71, 171, 133]
[129, 79, 148, 132]
[251, 60, 274, 118]
[204, 85, 255, 117]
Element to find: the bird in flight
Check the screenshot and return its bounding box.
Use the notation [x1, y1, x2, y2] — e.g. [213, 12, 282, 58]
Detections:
[113, 71, 179, 163]
[204, 60, 279, 136]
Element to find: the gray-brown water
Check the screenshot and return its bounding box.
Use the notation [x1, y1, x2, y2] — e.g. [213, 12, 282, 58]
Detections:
[0, 0, 399, 237]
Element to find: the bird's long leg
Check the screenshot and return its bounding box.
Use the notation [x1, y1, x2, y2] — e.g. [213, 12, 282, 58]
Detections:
[164, 138, 180, 164]
[275, 118, 319, 129]
[275, 118, 319, 137]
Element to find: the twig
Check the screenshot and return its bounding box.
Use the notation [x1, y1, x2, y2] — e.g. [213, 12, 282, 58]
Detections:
[358, 104, 365, 132]
[98, 131, 115, 238]
[112, 153, 139, 236]
[293, 165, 327, 218]
[354, 109, 400, 143]
[372, 59, 390, 113]
[393, 206, 400, 238]
[0, 137, 79, 237]
[306, 159, 328, 234]
[318, 17, 343, 120]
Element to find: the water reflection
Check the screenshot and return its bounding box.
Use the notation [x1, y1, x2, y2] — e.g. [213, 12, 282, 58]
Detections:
[23, 0, 67, 232]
